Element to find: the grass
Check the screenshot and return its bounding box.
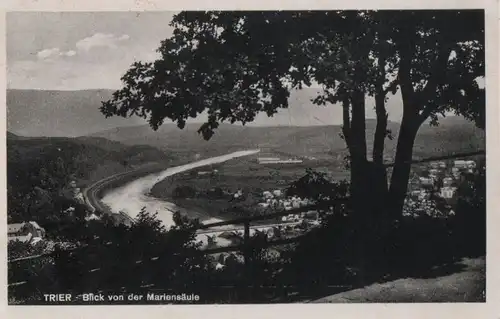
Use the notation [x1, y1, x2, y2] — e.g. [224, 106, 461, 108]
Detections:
[149, 154, 349, 219]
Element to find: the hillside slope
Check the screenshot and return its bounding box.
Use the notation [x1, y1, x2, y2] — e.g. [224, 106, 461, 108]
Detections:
[312, 257, 485, 303]
[90, 116, 485, 161]
[7, 133, 176, 223]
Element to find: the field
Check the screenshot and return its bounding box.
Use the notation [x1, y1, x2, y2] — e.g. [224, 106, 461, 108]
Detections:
[149, 153, 349, 219]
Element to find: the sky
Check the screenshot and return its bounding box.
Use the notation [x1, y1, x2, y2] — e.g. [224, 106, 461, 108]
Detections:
[6, 12, 461, 127]
[7, 12, 177, 90]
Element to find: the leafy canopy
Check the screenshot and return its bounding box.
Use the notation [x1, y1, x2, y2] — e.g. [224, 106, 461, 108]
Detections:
[102, 10, 485, 139]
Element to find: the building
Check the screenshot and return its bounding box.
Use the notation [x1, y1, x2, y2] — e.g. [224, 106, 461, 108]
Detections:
[301, 210, 319, 220]
[258, 202, 270, 208]
[233, 190, 243, 200]
[429, 162, 439, 169]
[257, 157, 280, 164]
[454, 160, 468, 169]
[85, 213, 100, 221]
[410, 190, 423, 198]
[429, 169, 439, 175]
[258, 157, 303, 164]
[8, 221, 45, 244]
[291, 200, 301, 209]
[443, 177, 454, 187]
[272, 189, 282, 197]
[197, 171, 211, 176]
[262, 191, 273, 199]
[410, 189, 431, 200]
[258, 157, 280, 161]
[440, 187, 457, 199]
[419, 176, 433, 186]
[465, 160, 476, 169]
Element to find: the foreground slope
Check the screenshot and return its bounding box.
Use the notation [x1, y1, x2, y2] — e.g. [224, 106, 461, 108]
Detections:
[312, 257, 485, 303]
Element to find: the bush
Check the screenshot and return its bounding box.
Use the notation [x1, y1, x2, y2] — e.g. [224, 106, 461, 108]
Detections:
[172, 185, 197, 198]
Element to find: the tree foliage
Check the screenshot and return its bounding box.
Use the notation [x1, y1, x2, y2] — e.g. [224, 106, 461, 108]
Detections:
[102, 10, 484, 219]
[102, 10, 484, 132]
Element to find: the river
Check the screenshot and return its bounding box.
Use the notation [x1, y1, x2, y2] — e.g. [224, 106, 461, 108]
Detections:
[101, 149, 261, 233]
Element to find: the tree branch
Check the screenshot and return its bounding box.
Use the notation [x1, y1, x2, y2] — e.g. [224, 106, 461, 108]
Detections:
[373, 53, 388, 164]
[349, 89, 367, 161]
[383, 79, 399, 95]
[342, 95, 351, 150]
[396, 38, 417, 117]
[417, 43, 456, 123]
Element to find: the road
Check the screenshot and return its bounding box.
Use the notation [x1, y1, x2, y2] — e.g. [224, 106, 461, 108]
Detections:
[196, 221, 302, 235]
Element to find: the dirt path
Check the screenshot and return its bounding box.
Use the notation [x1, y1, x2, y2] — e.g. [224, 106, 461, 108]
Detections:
[312, 257, 485, 303]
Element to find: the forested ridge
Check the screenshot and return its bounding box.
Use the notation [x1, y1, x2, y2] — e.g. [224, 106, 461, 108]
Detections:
[7, 133, 174, 224]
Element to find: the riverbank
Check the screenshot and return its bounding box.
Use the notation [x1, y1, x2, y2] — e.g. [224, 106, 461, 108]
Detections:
[99, 150, 261, 227]
[149, 155, 348, 222]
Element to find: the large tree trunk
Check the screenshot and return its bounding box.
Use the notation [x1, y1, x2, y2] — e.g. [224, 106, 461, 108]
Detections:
[347, 90, 386, 285]
[388, 115, 420, 220]
[346, 88, 391, 222]
[371, 52, 390, 218]
[348, 90, 368, 222]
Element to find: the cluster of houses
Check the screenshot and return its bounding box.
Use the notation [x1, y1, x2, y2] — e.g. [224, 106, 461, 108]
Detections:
[403, 197, 455, 218]
[63, 180, 85, 204]
[256, 189, 319, 224]
[258, 189, 313, 211]
[410, 159, 478, 201]
[8, 178, 101, 248]
[257, 157, 303, 164]
[8, 221, 46, 245]
[281, 211, 320, 223]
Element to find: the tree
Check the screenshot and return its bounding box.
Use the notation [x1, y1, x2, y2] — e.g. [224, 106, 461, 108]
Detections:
[287, 169, 349, 204]
[102, 10, 484, 222]
[452, 158, 486, 256]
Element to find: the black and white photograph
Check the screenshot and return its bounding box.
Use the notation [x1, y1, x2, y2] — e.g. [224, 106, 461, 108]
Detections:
[6, 8, 490, 307]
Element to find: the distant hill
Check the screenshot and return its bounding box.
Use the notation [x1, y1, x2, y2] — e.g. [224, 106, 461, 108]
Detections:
[7, 88, 339, 137]
[90, 116, 485, 161]
[7, 132, 182, 222]
[6, 87, 402, 137]
[7, 88, 484, 161]
[7, 133, 175, 189]
[7, 89, 144, 137]
[7, 133, 178, 222]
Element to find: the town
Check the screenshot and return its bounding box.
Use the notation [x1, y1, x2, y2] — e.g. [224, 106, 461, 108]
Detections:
[8, 157, 482, 257]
